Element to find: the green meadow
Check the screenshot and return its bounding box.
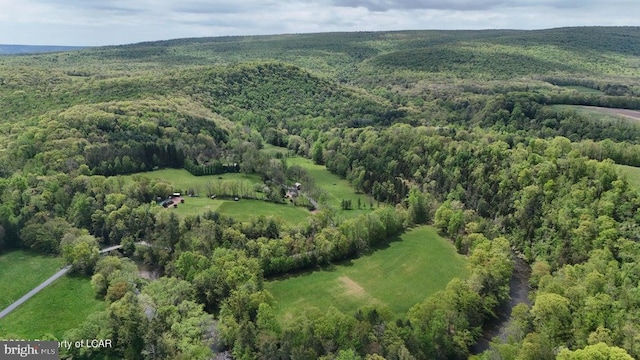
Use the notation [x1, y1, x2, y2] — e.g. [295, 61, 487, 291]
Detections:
[216, 200, 311, 225]
[265, 226, 468, 320]
[0, 251, 64, 310]
[559, 85, 605, 95]
[617, 164, 640, 191]
[285, 156, 376, 217]
[124, 169, 311, 225]
[124, 168, 262, 194]
[549, 104, 640, 123]
[0, 275, 104, 339]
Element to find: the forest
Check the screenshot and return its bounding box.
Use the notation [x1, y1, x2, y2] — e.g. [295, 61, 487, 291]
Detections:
[1, 27, 640, 359]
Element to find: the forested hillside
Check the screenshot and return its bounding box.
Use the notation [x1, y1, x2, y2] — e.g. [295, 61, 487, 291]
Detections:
[1, 27, 640, 360]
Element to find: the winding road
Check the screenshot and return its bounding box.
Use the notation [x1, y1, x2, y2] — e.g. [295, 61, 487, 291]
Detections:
[0, 244, 130, 320]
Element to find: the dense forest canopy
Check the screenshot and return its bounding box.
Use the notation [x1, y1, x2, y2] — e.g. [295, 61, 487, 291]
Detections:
[1, 27, 640, 360]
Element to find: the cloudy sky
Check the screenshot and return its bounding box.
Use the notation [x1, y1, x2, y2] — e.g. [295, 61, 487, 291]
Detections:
[0, 0, 637, 46]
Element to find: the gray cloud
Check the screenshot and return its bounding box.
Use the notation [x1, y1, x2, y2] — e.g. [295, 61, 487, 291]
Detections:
[172, 1, 269, 14]
[0, 0, 637, 46]
[331, 0, 602, 11]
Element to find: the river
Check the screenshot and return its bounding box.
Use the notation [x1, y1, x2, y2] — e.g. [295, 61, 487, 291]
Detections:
[471, 253, 532, 354]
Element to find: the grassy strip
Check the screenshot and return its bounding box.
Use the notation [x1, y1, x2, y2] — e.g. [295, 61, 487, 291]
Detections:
[0, 251, 64, 311]
[548, 104, 638, 123]
[616, 164, 640, 191]
[0, 275, 105, 339]
[216, 199, 311, 225]
[266, 226, 468, 319]
[123, 168, 262, 193]
[559, 85, 605, 95]
[285, 156, 376, 217]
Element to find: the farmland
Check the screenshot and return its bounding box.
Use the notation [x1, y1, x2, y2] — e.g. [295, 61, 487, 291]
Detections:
[558, 85, 605, 95]
[0, 251, 64, 310]
[550, 104, 640, 123]
[123, 169, 263, 194]
[265, 226, 468, 319]
[617, 164, 640, 191]
[123, 157, 371, 224]
[285, 155, 377, 218]
[216, 200, 310, 225]
[0, 276, 104, 339]
[123, 169, 310, 224]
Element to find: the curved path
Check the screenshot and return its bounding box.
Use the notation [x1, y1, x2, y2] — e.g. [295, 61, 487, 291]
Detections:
[0, 243, 144, 320]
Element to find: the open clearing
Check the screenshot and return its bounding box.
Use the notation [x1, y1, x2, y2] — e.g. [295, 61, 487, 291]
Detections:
[216, 199, 311, 224]
[265, 226, 468, 319]
[616, 164, 640, 191]
[557, 85, 605, 95]
[285, 156, 376, 218]
[0, 275, 105, 339]
[0, 251, 64, 311]
[123, 168, 263, 194]
[550, 104, 640, 122]
[123, 169, 310, 224]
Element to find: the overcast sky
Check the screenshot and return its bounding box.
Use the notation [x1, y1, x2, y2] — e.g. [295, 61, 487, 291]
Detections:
[0, 0, 637, 46]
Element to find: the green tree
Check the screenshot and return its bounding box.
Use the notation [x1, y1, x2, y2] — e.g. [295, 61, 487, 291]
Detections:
[531, 293, 572, 344]
[61, 233, 100, 274]
[556, 342, 634, 360]
[407, 188, 430, 224]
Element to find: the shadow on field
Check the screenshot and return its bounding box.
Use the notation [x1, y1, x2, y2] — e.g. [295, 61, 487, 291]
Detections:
[265, 231, 406, 281]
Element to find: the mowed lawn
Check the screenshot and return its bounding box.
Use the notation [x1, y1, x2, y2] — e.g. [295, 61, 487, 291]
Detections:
[123, 168, 262, 193]
[217, 200, 311, 225]
[548, 104, 640, 123]
[266, 226, 468, 320]
[170, 197, 225, 217]
[286, 156, 376, 217]
[0, 275, 105, 339]
[123, 169, 310, 224]
[617, 164, 640, 191]
[558, 85, 605, 95]
[0, 251, 64, 310]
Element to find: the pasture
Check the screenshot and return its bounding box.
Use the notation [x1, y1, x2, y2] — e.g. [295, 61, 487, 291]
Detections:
[265, 226, 468, 319]
[0, 251, 64, 310]
[216, 200, 310, 225]
[549, 104, 640, 123]
[558, 85, 605, 95]
[617, 164, 640, 191]
[285, 156, 376, 217]
[125, 168, 263, 195]
[124, 169, 311, 224]
[0, 275, 104, 339]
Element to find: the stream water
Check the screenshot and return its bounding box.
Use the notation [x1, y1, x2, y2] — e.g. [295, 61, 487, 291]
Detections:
[134, 259, 163, 280]
[471, 253, 532, 354]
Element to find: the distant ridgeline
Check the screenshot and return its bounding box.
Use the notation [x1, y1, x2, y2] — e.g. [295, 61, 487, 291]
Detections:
[0, 44, 86, 55]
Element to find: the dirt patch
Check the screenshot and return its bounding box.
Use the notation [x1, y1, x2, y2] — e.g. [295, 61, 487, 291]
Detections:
[338, 276, 366, 298]
[577, 106, 640, 122]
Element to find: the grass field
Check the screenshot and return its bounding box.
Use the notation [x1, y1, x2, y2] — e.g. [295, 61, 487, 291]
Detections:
[616, 164, 640, 191]
[0, 275, 105, 339]
[0, 251, 64, 310]
[170, 197, 225, 217]
[559, 85, 605, 95]
[549, 105, 640, 123]
[261, 144, 296, 157]
[123, 168, 263, 194]
[216, 199, 311, 225]
[285, 156, 376, 218]
[265, 226, 468, 319]
[124, 169, 311, 224]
